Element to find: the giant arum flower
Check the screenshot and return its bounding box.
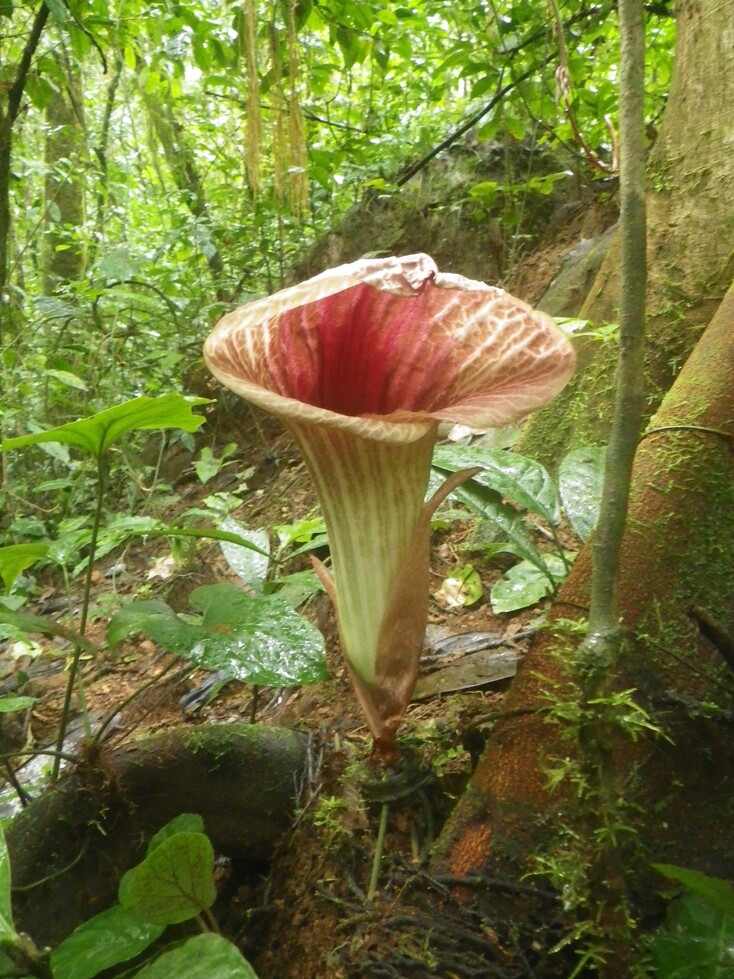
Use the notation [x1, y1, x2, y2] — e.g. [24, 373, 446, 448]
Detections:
[204, 253, 575, 761]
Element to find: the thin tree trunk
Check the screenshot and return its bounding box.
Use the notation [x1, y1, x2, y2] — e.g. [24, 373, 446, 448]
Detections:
[518, 0, 734, 467]
[42, 60, 87, 292]
[433, 277, 734, 926]
[0, 3, 50, 348]
[142, 89, 229, 302]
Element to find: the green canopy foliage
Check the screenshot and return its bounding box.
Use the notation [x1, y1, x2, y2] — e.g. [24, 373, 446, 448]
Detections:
[0, 0, 674, 533]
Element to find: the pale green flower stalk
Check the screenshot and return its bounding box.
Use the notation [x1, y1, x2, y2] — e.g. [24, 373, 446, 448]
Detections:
[204, 253, 575, 762]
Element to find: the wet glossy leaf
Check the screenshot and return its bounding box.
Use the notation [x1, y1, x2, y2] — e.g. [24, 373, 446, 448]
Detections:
[490, 554, 569, 613]
[133, 933, 259, 979]
[0, 542, 50, 589]
[444, 479, 551, 581]
[108, 584, 328, 686]
[50, 905, 164, 979]
[558, 446, 605, 541]
[433, 445, 560, 525]
[1, 394, 210, 460]
[119, 833, 215, 925]
[218, 517, 270, 593]
[266, 569, 323, 608]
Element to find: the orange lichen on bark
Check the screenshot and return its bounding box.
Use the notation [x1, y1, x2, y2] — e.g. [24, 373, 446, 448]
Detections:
[447, 820, 494, 877]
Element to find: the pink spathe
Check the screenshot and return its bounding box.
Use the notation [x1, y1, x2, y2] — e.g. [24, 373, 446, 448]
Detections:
[204, 253, 575, 762]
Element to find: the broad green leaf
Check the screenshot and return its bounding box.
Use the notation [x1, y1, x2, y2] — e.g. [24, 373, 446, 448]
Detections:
[0, 823, 14, 937]
[119, 833, 215, 925]
[0, 696, 35, 713]
[0, 949, 22, 976]
[218, 517, 270, 594]
[444, 479, 552, 582]
[273, 518, 327, 549]
[0, 542, 50, 589]
[107, 600, 177, 652]
[266, 569, 323, 609]
[166, 526, 269, 556]
[490, 554, 569, 614]
[653, 865, 734, 919]
[1, 394, 210, 460]
[132, 933, 259, 979]
[432, 445, 561, 525]
[107, 584, 328, 686]
[43, 369, 88, 391]
[44, 0, 69, 24]
[652, 894, 734, 978]
[558, 446, 605, 542]
[147, 814, 206, 855]
[50, 905, 164, 979]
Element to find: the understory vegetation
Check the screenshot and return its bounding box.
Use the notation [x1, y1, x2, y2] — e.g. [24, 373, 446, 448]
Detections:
[2, 1, 733, 977]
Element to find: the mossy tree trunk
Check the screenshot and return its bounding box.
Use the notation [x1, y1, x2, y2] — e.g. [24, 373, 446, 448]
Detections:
[7, 724, 310, 949]
[429, 0, 734, 962]
[42, 59, 87, 292]
[519, 0, 734, 467]
[0, 3, 50, 350]
[432, 277, 734, 958]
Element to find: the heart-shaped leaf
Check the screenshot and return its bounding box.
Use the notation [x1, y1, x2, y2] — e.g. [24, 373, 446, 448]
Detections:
[107, 584, 328, 686]
[147, 814, 206, 855]
[119, 832, 215, 925]
[132, 933, 259, 979]
[50, 905, 164, 979]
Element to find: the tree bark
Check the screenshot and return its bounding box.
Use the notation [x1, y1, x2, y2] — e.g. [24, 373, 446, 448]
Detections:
[519, 0, 734, 467]
[433, 278, 734, 933]
[142, 88, 229, 302]
[42, 61, 87, 291]
[0, 3, 50, 348]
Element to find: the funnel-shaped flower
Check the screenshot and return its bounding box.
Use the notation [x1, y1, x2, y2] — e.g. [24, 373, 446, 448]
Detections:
[204, 253, 575, 761]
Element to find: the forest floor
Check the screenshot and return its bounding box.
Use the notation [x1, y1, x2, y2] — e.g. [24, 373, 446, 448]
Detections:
[0, 197, 616, 975]
[0, 403, 581, 978]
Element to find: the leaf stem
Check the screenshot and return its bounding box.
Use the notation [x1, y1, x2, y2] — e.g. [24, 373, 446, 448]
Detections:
[52, 455, 107, 778]
[367, 802, 389, 903]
